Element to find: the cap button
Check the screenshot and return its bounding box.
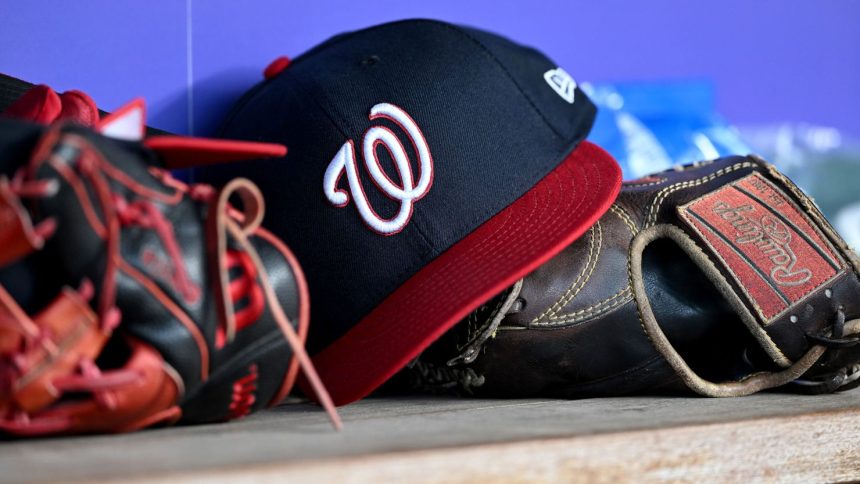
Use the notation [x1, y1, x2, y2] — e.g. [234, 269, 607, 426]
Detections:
[263, 56, 291, 79]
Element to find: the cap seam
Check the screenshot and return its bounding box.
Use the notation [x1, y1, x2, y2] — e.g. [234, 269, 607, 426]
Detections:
[441, 23, 565, 140]
[290, 73, 354, 141]
[216, 79, 270, 138]
[288, 19, 571, 144]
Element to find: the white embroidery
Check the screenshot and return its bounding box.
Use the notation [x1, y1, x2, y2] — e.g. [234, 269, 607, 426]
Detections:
[543, 67, 577, 104]
[323, 103, 433, 235]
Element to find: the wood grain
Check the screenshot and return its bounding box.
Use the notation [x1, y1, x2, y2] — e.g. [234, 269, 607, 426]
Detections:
[3, 391, 860, 483]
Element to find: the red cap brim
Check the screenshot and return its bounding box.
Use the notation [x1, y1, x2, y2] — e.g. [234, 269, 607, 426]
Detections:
[311, 141, 621, 405]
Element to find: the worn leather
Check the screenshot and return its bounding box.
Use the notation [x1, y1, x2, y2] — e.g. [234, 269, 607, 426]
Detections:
[394, 156, 860, 398]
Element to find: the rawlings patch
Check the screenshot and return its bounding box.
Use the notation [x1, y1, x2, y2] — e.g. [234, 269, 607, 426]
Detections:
[679, 172, 845, 324]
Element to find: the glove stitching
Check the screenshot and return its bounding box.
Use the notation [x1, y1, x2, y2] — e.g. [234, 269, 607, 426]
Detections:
[533, 222, 600, 322]
[609, 204, 639, 235]
[645, 161, 757, 228]
[533, 206, 640, 326]
[621, 176, 667, 188]
[533, 286, 632, 327]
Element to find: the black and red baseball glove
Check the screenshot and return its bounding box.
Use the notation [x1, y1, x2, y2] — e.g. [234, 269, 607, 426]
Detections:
[0, 85, 339, 435]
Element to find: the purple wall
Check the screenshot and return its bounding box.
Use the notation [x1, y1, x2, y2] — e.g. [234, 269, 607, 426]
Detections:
[2, 1, 859, 138]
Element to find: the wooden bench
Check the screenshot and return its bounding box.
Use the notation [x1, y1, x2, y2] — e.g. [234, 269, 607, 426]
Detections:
[4, 391, 860, 482]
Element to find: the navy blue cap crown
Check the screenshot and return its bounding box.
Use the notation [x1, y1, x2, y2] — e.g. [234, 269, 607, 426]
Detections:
[202, 19, 597, 353]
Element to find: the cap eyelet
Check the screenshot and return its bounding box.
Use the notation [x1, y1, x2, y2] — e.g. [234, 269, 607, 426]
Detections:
[361, 55, 381, 66]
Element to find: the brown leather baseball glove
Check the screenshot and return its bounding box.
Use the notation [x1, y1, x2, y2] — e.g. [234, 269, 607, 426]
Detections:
[0, 90, 339, 435]
[391, 155, 860, 398]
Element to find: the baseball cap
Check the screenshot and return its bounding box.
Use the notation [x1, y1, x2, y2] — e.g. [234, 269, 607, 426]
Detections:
[199, 19, 621, 405]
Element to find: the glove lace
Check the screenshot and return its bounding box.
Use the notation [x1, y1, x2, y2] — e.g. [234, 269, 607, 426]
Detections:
[152, 169, 342, 429]
[804, 307, 859, 349]
[404, 359, 486, 395]
[113, 195, 202, 305]
[792, 307, 860, 393]
[8, 172, 58, 241]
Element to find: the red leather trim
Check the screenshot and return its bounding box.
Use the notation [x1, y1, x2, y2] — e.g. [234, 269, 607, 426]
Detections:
[144, 136, 287, 170]
[58, 90, 99, 126]
[2, 85, 61, 124]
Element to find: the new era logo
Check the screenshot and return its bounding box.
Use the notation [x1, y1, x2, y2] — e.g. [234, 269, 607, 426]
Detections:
[543, 67, 577, 104]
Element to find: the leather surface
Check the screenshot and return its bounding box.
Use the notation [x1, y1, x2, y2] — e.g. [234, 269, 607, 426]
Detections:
[396, 156, 860, 397]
